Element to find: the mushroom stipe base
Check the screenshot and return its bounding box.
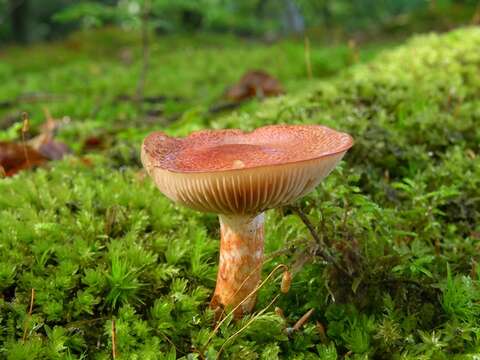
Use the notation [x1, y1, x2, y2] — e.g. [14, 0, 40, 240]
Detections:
[210, 213, 265, 319]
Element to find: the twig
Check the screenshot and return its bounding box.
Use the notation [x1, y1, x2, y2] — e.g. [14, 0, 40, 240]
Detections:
[316, 321, 328, 343]
[292, 308, 314, 331]
[112, 318, 117, 359]
[136, 0, 151, 102]
[286, 205, 352, 278]
[264, 246, 294, 260]
[216, 294, 280, 359]
[22, 288, 35, 341]
[304, 36, 312, 79]
[27, 288, 35, 316]
[348, 39, 359, 63]
[341, 199, 349, 231]
[264, 234, 310, 261]
[21, 112, 30, 169]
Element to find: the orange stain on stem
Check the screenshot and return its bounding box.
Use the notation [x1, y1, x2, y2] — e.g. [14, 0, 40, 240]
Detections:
[211, 213, 265, 318]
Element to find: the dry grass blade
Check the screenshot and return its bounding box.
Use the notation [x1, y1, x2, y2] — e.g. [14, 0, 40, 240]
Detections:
[22, 288, 35, 341]
[216, 294, 280, 359]
[21, 112, 31, 169]
[204, 263, 288, 349]
[304, 36, 312, 79]
[136, 0, 151, 102]
[112, 318, 117, 359]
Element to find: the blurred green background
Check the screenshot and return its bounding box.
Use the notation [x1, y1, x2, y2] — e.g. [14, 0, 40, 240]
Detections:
[1, 0, 478, 45]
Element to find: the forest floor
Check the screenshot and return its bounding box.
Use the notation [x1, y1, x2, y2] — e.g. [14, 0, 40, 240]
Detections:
[1, 27, 480, 359]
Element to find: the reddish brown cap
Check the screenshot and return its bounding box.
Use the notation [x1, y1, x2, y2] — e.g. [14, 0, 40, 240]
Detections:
[141, 125, 353, 215]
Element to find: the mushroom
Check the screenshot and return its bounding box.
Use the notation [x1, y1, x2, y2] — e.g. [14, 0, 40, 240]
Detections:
[141, 124, 353, 318]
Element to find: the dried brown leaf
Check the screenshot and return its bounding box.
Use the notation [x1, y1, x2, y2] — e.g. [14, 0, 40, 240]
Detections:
[225, 70, 284, 102]
[0, 142, 47, 177]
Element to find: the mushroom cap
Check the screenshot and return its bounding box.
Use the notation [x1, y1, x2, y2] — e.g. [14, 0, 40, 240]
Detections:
[142, 124, 353, 215]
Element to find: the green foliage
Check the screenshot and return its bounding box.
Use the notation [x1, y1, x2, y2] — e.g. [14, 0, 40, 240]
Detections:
[441, 265, 480, 321]
[2, 0, 477, 45]
[1, 26, 480, 358]
[53, 2, 123, 28]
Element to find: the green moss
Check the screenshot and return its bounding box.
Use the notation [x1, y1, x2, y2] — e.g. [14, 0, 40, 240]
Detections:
[1, 27, 480, 358]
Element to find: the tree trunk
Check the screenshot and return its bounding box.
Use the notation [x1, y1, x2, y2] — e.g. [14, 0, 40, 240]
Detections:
[10, 0, 30, 43]
[282, 0, 305, 34]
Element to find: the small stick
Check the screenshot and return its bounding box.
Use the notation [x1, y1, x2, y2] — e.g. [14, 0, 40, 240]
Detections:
[136, 0, 151, 102]
[316, 321, 328, 343]
[264, 238, 311, 261]
[21, 112, 31, 169]
[292, 308, 314, 331]
[28, 288, 35, 315]
[287, 205, 352, 278]
[112, 318, 117, 359]
[341, 199, 349, 231]
[42, 107, 56, 139]
[22, 288, 35, 341]
[304, 36, 313, 79]
[348, 39, 359, 63]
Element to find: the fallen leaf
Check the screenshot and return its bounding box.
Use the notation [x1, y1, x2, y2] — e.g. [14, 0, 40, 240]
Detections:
[0, 142, 47, 177]
[27, 110, 71, 160]
[225, 70, 284, 102]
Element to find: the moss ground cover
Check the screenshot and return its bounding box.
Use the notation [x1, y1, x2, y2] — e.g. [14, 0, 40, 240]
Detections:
[1, 27, 480, 359]
[0, 28, 380, 144]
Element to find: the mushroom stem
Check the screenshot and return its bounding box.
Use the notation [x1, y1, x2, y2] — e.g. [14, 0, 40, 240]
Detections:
[210, 213, 265, 319]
